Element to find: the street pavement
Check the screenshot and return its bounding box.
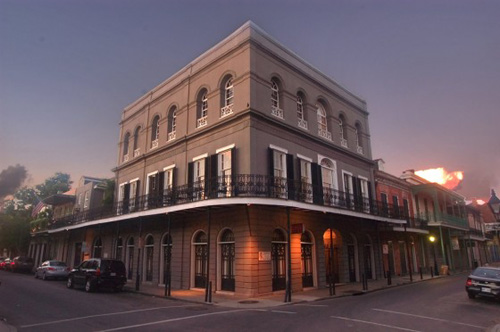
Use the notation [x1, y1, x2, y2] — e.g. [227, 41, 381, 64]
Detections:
[1, 268, 500, 331]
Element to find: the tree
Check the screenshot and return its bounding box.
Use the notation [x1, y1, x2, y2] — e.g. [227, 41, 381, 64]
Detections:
[35, 172, 72, 199]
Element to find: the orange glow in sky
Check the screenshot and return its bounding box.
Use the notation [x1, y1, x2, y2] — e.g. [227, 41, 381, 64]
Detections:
[415, 167, 464, 190]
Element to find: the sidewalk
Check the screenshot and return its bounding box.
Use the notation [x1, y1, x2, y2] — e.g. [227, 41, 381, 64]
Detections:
[124, 272, 451, 309]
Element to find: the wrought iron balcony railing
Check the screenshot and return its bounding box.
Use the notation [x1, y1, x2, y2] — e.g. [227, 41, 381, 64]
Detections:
[49, 174, 407, 229]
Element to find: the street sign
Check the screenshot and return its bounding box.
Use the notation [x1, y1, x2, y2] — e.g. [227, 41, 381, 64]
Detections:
[382, 244, 389, 254]
[258, 251, 271, 261]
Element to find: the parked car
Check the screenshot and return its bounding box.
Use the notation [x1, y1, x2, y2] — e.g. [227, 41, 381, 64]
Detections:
[0, 257, 8, 270]
[1, 258, 12, 271]
[67, 258, 126, 292]
[11, 256, 34, 273]
[35, 260, 70, 280]
[465, 266, 500, 300]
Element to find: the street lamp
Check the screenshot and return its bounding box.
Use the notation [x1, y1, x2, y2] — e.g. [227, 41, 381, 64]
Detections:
[429, 235, 438, 276]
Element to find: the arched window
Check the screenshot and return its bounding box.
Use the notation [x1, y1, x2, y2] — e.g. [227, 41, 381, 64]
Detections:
[225, 78, 234, 107]
[297, 93, 307, 130]
[133, 126, 141, 156]
[321, 157, 339, 205]
[355, 123, 363, 154]
[219, 229, 235, 291]
[197, 90, 208, 128]
[221, 76, 234, 117]
[123, 133, 130, 161]
[193, 231, 208, 288]
[151, 115, 160, 148]
[270, 79, 283, 119]
[317, 103, 331, 140]
[144, 235, 154, 282]
[271, 80, 279, 108]
[92, 237, 102, 258]
[339, 114, 347, 148]
[168, 107, 177, 141]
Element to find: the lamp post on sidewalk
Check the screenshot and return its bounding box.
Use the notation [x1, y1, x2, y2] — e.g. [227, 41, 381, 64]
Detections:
[429, 235, 438, 276]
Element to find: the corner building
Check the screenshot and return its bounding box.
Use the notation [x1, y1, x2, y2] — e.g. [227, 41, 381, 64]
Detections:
[50, 22, 405, 297]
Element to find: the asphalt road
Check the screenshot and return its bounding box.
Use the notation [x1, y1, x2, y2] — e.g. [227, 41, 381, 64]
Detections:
[1, 270, 499, 332]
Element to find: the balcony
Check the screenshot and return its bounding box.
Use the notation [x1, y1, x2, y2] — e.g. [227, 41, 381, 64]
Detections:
[197, 116, 207, 128]
[271, 106, 284, 119]
[341, 138, 348, 148]
[151, 139, 159, 149]
[220, 105, 233, 118]
[318, 128, 332, 141]
[298, 118, 308, 130]
[133, 149, 140, 158]
[168, 131, 176, 141]
[357, 145, 363, 155]
[49, 174, 406, 230]
[123, 154, 129, 163]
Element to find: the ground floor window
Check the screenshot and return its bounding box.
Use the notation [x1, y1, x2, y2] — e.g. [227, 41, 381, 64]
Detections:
[301, 232, 314, 288]
[145, 235, 154, 282]
[127, 237, 134, 280]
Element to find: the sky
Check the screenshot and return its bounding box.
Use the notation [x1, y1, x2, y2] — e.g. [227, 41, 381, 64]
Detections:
[1, 0, 499, 200]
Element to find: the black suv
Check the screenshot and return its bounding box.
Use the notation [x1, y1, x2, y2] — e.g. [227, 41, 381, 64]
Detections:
[67, 258, 126, 292]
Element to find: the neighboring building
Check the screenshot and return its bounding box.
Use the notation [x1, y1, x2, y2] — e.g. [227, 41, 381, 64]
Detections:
[43, 22, 406, 297]
[465, 203, 490, 267]
[477, 190, 500, 261]
[400, 170, 469, 272]
[29, 176, 108, 268]
[374, 160, 428, 277]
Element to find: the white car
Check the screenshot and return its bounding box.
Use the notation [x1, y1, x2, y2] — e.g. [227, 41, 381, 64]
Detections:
[35, 260, 70, 280]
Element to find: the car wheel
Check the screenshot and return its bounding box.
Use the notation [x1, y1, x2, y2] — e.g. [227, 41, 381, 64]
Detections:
[67, 277, 74, 289]
[85, 280, 94, 293]
[467, 292, 476, 299]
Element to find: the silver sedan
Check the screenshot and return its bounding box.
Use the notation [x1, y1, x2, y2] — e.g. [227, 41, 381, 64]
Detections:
[35, 260, 70, 280]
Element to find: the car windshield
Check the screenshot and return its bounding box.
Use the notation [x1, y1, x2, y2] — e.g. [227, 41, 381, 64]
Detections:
[472, 268, 500, 280]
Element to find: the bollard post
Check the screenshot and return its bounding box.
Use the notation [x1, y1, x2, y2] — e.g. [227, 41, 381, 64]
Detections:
[387, 271, 391, 285]
[419, 266, 423, 280]
[430, 266, 434, 278]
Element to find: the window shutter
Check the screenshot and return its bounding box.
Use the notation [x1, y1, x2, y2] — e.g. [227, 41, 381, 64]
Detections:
[311, 163, 323, 205]
[135, 180, 140, 208]
[352, 177, 360, 210]
[286, 154, 294, 200]
[210, 154, 218, 198]
[297, 158, 302, 199]
[158, 172, 165, 205]
[231, 148, 237, 196]
[268, 147, 274, 196]
[367, 181, 373, 213]
[188, 162, 194, 201]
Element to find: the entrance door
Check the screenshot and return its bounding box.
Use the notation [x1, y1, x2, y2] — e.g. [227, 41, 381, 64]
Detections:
[194, 232, 208, 288]
[220, 230, 235, 291]
[364, 245, 373, 279]
[347, 245, 356, 282]
[388, 242, 395, 276]
[301, 232, 314, 288]
[74, 242, 82, 267]
[399, 242, 408, 275]
[271, 229, 286, 291]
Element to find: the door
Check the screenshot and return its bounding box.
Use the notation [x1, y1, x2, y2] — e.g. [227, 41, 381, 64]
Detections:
[194, 244, 208, 288]
[347, 245, 356, 282]
[74, 243, 82, 267]
[220, 230, 235, 291]
[399, 242, 408, 275]
[301, 232, 314, 288]
[364, 245, 373, 279]
[272, 242, 286, 291]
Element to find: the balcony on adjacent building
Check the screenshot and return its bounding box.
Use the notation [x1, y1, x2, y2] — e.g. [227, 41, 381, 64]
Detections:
[271, 105, 284, 119]
[318, 129, 332, 141]
[220, 105, 233, 118]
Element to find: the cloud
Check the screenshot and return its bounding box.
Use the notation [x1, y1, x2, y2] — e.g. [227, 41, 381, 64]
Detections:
[0, 164, 28, 198]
